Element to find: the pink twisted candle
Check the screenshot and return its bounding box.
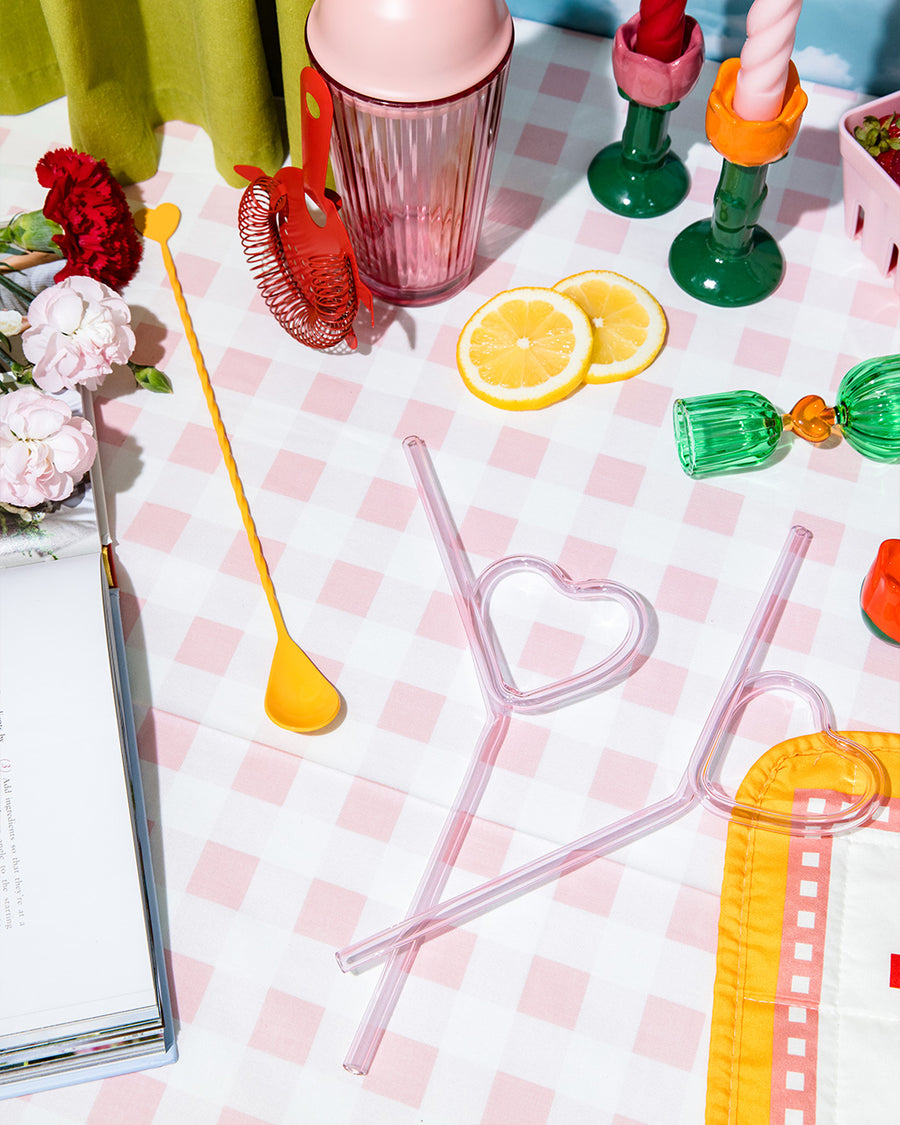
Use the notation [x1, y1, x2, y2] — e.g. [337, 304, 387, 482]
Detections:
[732, 0, 803, 121]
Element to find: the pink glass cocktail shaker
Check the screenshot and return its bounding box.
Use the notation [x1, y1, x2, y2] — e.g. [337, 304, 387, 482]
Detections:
[305, 0, 513, 306]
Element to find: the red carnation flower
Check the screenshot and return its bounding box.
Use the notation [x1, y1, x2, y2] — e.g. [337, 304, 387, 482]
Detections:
[35, 148, 142, 292]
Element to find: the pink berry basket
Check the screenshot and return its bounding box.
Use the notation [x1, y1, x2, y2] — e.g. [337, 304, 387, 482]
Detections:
[839, 90, 900, 293]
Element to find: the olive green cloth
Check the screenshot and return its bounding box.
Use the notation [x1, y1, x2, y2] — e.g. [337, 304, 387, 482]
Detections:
[0, 0, 313, 186]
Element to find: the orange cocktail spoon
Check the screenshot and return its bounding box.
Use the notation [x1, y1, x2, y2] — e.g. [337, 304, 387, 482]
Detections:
[136, 202, 341, 733]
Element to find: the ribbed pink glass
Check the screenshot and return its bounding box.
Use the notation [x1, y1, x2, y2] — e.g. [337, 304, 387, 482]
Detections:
[308, 39, 512, 306]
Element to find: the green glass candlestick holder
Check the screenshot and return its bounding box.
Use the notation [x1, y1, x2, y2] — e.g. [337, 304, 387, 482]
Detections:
[673, 353, 900, 477]
[589, 15, 704, 218]
[669, 57, 808, 306]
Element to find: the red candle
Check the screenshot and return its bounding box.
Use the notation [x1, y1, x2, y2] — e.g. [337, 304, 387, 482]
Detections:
[634, 0, 688, 63]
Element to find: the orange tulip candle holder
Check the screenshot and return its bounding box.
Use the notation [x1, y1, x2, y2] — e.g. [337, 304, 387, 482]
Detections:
[668, 57, 807, 306]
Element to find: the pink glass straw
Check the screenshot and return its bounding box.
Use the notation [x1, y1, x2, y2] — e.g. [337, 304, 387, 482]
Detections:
[338, 524, 885, 975]
[342, 436, 649, 1074]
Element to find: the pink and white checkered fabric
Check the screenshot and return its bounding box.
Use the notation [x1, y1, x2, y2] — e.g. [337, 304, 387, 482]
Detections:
[1, 18, 897, 1125]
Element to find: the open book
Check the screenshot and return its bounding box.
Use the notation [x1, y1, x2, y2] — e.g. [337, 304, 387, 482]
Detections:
[0, 392, 176, 1097]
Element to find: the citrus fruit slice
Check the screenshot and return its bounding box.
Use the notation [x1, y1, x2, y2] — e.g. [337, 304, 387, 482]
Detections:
[553, 270, 667, 384]
[456, 287, 594, 410]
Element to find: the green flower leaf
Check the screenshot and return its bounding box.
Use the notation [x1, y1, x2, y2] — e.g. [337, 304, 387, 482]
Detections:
[0, 210, 64, 254]
[130, 363, 173, 393]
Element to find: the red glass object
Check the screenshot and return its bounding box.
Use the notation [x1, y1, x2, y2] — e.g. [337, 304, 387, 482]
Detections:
[861, 539, 900, 644]
[634, 0, 687, 64]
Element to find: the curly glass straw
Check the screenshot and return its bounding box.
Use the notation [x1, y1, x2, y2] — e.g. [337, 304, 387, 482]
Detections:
[337, 524, 885, 975]
[342, 436, 648, 1075]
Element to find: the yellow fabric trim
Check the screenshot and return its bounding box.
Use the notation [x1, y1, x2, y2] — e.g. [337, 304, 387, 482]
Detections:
[706, 730, 900, 1125]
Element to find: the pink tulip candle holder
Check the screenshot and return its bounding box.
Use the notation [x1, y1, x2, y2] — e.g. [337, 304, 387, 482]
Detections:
[839, 90, 900, 295]
[588, 14, 705, 217]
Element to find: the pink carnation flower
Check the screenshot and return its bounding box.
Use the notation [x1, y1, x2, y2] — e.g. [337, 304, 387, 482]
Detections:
[0, 386, 97, 508]
[21, 275, 135, 393]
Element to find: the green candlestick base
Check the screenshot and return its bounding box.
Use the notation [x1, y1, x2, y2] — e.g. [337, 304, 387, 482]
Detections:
[588, 98, 689, 218]
[668, 218, 783, 306]
[669, 157, 784, 306]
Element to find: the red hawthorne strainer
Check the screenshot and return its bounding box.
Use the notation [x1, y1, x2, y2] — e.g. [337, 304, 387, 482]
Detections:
[235, 66, 373, 350]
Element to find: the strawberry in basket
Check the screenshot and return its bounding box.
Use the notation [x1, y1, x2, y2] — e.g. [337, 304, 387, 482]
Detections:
[853, 111, 900, 185]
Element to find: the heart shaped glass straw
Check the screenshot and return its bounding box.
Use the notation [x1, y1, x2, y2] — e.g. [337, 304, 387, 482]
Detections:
[135, 203, 341, 733]
[337, 524, 885, 977]
[673, 353, 900, 476]
[342, 436, 649, 1075]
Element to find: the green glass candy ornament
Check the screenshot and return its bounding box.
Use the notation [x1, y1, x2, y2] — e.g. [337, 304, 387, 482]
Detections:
[674, 354, 900, 477]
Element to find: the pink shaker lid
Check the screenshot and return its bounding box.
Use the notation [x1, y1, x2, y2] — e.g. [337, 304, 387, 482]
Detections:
[306, 0, 513, 103]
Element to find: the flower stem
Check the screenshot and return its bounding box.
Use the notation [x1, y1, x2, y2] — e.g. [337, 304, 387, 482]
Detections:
[0, 270, 35, 304]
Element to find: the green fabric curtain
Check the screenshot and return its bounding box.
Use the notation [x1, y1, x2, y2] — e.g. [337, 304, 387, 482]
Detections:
[0, 0, 314, 186]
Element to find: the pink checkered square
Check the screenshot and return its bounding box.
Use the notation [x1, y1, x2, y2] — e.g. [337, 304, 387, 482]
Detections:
[633, 995, 705, 1070]
[459, 506, 517, 558]
[427, 323, 460, 368]
[416, 591, 468, 648]
[233, 742, 299, 805]
[213, 348, 271, 395]
[411, 926, 477, 988]
[199, 183, 241, 225]
[666, 884, 719, 952]
[663, 306, 698, 351]
[778, 262, 811, 302]
[688, 165, 719, 203]
[302, 372, 362, 421]
[137, 708, 198, 770]
[795, 127, 840, 164]
[683, 484, 743, 534]
[656, 565, 717, 623]
[218, 1110, 272, 1125]
[590, 747, 656, 810]
[793, 510, 844, 564]
[519, 955, 590, 1029]
[558, 536, 616, 580]
[94, 396, 141, 447]
[362, 1033, 438, 1108]
[777, 190, 829, 232]
[585, 454, 645, 505]
[850, 279, 898, 324]
[486, 186, 543, 230]
[175, 617, 243, 675]
[220, 532, 286, 582]
[84, 1072, 165, 1125]
[735, 327, 791, 376]
[337, 777, 405, 842]
[187, 841, 259, 909]
[776, 599, 821, 655]
[483, 1072, 554, 1125]
[394, 402, 454, 446]
[357, 478, 419, 530]
[377, 681, 446, 742]
[576, 209, 628, 254]
[519, 622, 586, 679]
[553, 856, 622, 915]
[622, 658, 688, 714]
[807, 442, 861, 481]
[489, 427, 549, 476]
[539, 63, 590, 101]
[613, 379, 671, 426]
[261, 450, 325, 501]
[294, 879, 366, 946]
[173, 252, 218, 298]
[170, 421, 220, 472]
[318, 560, 383, 616]
[248, 988, 324, 1064]
[455, 817, 514, 878]
[167, 949, 215, 1022]
[515, 123, 567, 164]
[124, 501, 190, 551]
[496, 719, 549, 778]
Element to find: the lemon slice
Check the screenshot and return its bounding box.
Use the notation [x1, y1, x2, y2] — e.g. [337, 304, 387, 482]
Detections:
[456, 287, 593, 410]
[553, 270, 667, 383]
